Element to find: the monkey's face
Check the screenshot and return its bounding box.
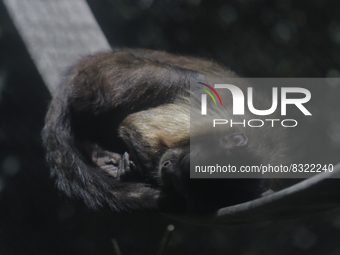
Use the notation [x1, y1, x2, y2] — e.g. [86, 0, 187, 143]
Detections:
[158, 132, 258, 193]
[159, 146, 190, 193]
[158, 132, 266, 213]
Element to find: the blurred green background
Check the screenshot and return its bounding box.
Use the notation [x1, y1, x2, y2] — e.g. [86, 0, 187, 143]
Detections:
[1, 0, 340, 254]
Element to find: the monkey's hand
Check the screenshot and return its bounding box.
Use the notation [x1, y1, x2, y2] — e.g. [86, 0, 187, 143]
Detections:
[91, 144, 135, 180]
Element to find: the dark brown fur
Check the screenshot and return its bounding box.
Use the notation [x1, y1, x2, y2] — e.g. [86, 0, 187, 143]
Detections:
[42, 48, 285, 213]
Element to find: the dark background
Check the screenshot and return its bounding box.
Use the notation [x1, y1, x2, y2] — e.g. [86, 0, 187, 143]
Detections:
[1, 0, 340, 254]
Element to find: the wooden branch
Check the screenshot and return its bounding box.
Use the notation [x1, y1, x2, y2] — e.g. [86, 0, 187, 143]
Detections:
[3, 0, 111, 95]
[168, 163, 340, 225]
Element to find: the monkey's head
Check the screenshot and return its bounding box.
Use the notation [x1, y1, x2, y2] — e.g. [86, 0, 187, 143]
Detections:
[158, 132, 264, 213]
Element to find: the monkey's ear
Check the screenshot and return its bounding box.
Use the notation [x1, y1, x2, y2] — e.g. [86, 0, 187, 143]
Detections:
[220, 133, 248, 149]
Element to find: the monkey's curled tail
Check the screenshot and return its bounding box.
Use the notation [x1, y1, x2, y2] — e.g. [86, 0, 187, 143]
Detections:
[42, 86, 160, 212]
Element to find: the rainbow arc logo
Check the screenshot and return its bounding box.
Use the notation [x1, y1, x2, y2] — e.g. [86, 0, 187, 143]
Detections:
[197, 82, 223, 106]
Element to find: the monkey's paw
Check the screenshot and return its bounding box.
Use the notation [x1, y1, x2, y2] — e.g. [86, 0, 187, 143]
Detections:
[91, 147, 135, 180]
